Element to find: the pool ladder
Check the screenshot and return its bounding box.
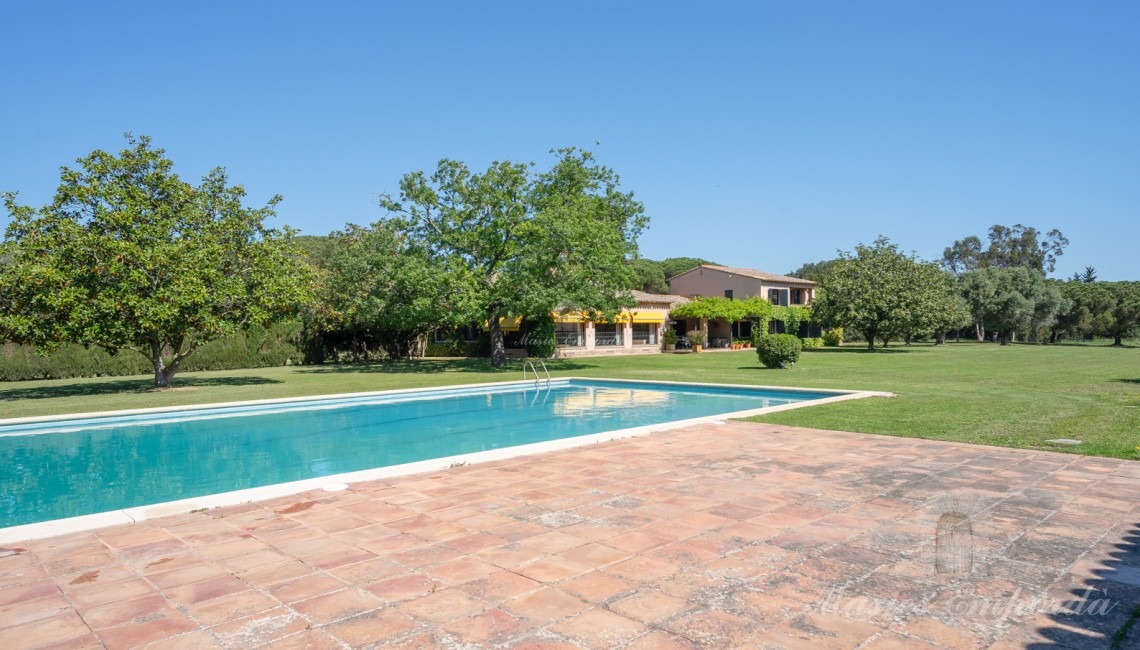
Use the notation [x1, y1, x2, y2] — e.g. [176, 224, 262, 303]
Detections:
[523, 358, 552, 388]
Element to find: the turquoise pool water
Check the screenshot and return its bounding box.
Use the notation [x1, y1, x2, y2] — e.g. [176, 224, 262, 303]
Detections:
[0, 380, 836, 527]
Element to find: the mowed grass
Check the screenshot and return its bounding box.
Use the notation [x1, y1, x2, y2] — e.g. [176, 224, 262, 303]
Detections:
[2, 342, 1138, 459]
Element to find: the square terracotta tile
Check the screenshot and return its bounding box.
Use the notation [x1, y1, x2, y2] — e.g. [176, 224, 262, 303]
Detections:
[96, 610, 198, 650]
[420, 556, 499, 585]
[549, 607, 647, 646]
[81, 593, 174, 630]
[558, 571, 635, 603]
[440, 607, 525, 645]
[325, 608, 420, 646]
[457, 571, 543, 604]
[267, 574, 347, 604]
[515, 556, 593, 584]
[164, 575, 247, 606]
[209, 607, 309, 647]
[602, 555, 679, 582]
[181, 589, 279, 626]
[609, 590, 692, 624]
[398, 588, 485, 623]
[293, 588, 384, 624]
[365, 573, 441, 604]
[503, 586, 588, 623]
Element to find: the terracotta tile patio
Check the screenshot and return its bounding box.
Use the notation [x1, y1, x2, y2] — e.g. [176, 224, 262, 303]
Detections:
[2, 422, 1139, 649]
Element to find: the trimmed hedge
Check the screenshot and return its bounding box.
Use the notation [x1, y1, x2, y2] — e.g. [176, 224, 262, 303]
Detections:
[0, 321, 305, 381]
[802, 337, 824, 349]
[757, 333, 803, 369]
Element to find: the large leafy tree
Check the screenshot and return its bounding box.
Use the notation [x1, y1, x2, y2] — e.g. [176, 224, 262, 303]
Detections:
[959, 267, 1065, 344]
[380, 149, 647, 367]
[813, 237, 959, 350]
[942, 224, 1069, 275]
[318, 222, 469, 360]
[1059, 281, 1140, 346]
[0, 136, 313, 387]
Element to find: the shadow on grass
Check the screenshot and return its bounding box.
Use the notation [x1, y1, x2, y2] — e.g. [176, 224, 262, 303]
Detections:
[1028, 522, 1140, 649]
[802, 347, 912, 353]
[296, 358, 597, 375]
[1053, 341, 1138, 349]
[0, 376, 282, 401]
[1111, 379, 1140, 384]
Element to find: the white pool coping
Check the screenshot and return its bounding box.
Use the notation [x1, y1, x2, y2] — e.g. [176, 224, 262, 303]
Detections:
[0, 378, 891, 544]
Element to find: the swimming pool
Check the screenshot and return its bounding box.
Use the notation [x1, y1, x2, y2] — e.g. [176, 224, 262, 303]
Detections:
[0, 378, 863, 534]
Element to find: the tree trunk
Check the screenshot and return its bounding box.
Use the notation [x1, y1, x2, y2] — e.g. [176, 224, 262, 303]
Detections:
[975, 321, 985, 342]
[1114, 334, 1123, 346]
[150, 345, 177, 388]
[905, 333, 913, 346]
[999, 330, 1011, 346]
[935, 331, 946, 345]
[866, 330, 876, 351]
[488, 313, 507, 368]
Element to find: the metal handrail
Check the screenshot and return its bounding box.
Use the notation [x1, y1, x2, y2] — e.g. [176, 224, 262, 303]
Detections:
[523, 358, 552, 389]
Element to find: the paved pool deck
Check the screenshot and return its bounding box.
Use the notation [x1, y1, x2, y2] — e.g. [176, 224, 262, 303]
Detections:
[2, 422, 1139, 649]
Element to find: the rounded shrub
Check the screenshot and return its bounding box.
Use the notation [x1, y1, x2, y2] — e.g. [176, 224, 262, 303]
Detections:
[822, 327, 845, 347]
[802, 337, 824, 349]
[757, 333, 803, 369]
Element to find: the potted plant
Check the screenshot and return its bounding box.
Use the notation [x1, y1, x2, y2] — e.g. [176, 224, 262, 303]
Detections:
[663, 329, 679, 351]
[686, 329, 706, 353]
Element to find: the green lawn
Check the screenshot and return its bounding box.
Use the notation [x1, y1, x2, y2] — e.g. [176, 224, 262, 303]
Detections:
[2, 342, 1138, 459]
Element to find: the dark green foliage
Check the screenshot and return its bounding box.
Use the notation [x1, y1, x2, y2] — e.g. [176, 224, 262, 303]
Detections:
[525, 316, 557, 358]
[788, 259, 840, 282]
[959, 267, 1066, 344]
[660, 257, 715, 280]
[942, 224, 1069, 275]
[380, 149, 647, 368]
[628, 259, 668, 293]
[0, 135, 313, 387]
[0, 322, 304, 381]
[757, 334, 802, 369]
[423, 339, 486, 358]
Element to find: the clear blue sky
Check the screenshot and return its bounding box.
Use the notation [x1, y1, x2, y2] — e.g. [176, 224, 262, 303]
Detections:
[3, 2, 1137, 279]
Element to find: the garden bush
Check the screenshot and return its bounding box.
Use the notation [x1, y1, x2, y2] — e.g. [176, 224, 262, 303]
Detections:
[0, 321, 305, 381]
[802, 337, 824, 349]
[822, 327, 845, 347]
[757, 333, 802, 369]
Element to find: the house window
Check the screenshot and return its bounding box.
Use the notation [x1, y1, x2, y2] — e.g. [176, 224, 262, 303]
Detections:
[594, 323, 621, 346]
[631, 323, 657, 345]
[769, 289, 789, 306]
[724, 289, 733, 300]
[555, 322, 583, 347]
[731, 320, 753, 339]
[791, 289, 803, 305]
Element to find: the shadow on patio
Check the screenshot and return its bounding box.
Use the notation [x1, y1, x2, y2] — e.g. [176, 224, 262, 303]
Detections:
[1029, 522, 1140, 649]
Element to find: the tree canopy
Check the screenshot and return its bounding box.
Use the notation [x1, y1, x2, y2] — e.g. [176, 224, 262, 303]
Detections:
[0, 136, 313, 386]
[379, 149, 647, 367]
[958, 267, 1066, 344]
[788, 258, 840, 282]
[813, 237, 962, 349]
[942, 224, 1069, 275]
[1057, 281, 1140, 346]
[316, 222, 468, 360]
